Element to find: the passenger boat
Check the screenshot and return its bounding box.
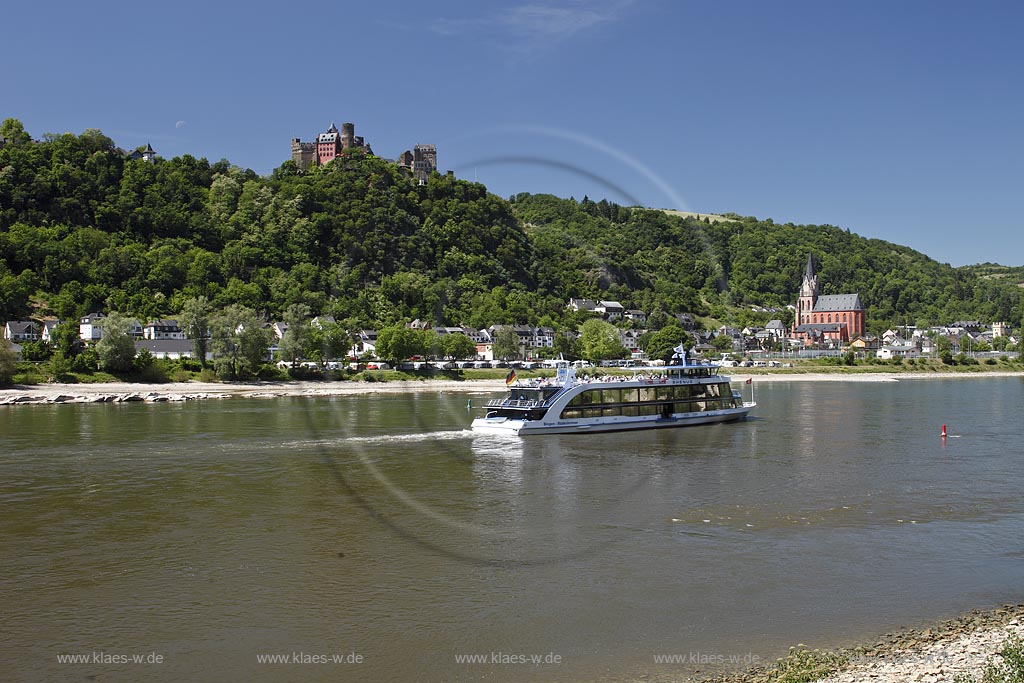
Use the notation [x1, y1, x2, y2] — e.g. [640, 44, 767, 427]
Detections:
[471, 346, 755, 436]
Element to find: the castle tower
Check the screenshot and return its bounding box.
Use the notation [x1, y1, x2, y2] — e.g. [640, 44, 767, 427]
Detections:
[341, 122, 355, 149]
[795, 252, 819, 331]
[291, 138, 316, 170]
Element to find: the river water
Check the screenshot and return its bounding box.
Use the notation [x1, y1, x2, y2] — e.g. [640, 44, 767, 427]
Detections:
[3, 378, 1023, 682]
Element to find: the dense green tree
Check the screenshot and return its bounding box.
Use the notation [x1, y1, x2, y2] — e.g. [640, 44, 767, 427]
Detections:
[578, 319, 627, 362]
[0, 338, 16, 385]
[308, 319, 349, 363]
[710, 334, 734, 351]
[491, 328, 521, 361]
[95, 312, 137, 372]
[374, 325, 425, 364]
[552, 330, 580, 360]
[19, 340, 51, 361]
[441, 332, 477, 360]
[49, 321, 82, 359]
[179, 296, 212, 367]
[210, 304, 271, 380]
[276, 303, 312, 369]
[644, 324, 692, 363]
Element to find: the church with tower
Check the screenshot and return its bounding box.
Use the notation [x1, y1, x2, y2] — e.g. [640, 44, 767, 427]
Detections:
[792, 253, 865, 346]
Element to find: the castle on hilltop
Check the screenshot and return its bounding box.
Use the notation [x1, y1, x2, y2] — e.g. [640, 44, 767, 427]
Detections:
[291, 122, 437, 182]
[396, 144, 437, 184]
[291, 122, 372, 169]
[792, 253, 865, 346]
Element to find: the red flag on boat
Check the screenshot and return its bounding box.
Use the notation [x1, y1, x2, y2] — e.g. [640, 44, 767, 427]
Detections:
[505, 369, 517, 386]
[745, 378, 752, 384]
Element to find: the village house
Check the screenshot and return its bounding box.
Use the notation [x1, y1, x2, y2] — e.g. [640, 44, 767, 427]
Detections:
[79, 313, 106, 342]
[877, 343, 919, 360]
[624, 309, 647, 324]
[271, 322, 289, 340]
[594, 301, 624, 320]
[464, 327, 491, 345]
[134, 339, 211, 362]
[676, 313, 697, 330]
[40, 320, 60, 343]
[4, 320, 39, 343]
[765, 320, 787, 341]
[567, 298, 599, 313]
[143, 320, 185, 340]
[350, 330, 378, 357]
[850, 335, 881, 352]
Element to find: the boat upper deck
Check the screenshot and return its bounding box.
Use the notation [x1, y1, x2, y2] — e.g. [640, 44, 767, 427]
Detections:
[484, 362, 729, 410]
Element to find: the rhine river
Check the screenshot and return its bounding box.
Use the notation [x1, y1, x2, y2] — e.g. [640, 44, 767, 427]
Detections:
[3, 377, 1023, 682]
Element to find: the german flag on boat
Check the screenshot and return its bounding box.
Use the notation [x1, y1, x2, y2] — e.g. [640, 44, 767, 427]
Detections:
[505, 369, 517, 386]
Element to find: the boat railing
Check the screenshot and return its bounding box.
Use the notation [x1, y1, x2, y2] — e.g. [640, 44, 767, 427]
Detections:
[486, 398, 546, 409]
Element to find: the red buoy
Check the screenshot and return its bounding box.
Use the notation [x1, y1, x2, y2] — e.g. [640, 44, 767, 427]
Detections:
[941, 424, 947, 438]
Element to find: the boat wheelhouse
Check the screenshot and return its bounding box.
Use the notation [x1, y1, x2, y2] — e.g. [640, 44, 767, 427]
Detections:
[471, 348, 755, 436]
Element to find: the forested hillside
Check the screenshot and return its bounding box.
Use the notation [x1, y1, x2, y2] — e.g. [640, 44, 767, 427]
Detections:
[1, 118, 1020, 334]
[511, 194, 1021, 331]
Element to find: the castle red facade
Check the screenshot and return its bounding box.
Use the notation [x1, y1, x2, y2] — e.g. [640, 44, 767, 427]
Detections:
[792, 253, 865, 346]
[291, 122, 372, 170]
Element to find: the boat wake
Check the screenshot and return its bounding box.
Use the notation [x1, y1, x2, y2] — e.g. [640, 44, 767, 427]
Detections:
[341, 429, 474, 444]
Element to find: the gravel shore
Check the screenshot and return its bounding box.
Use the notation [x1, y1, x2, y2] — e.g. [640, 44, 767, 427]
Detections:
[2, 370, 1022, 406]
[0, 379, 509, 405]
[699, 604, 1024, 683]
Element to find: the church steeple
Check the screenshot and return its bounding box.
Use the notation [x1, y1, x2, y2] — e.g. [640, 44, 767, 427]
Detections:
[800, 252, 820, 298]
[795, 252, 820, 331]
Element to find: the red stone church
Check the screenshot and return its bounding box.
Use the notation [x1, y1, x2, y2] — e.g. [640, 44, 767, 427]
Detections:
[792, 253, 865, 346]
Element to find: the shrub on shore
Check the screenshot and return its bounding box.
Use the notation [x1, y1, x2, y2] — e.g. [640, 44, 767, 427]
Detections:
[763, 646, 849, 683]
[953, 634, 1024, 683]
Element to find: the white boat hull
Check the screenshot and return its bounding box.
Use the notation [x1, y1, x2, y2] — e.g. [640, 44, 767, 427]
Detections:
[472, 403, 755, 436]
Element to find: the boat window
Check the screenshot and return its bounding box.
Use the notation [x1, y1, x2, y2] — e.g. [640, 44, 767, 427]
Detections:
[621, 405, 639, 417]
[561, 408, 581, 419]
[570, 390, 600, 406]
[621, 388, 639, 403]
[638, 387, 657, 402]
[706, 384, 720, 398]
[655, 387, 671, 401]
[601, 389, 621, 404]
[638, 404, 660, 416]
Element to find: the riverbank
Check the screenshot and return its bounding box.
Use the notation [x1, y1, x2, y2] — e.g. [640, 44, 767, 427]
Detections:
[2, 370, 1023, 405]
[696, 604, 1024, 683]
[0, 378, 509, 404]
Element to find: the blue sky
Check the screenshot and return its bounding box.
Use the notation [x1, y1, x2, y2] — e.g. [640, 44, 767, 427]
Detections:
[4, 1, 1022, 267]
